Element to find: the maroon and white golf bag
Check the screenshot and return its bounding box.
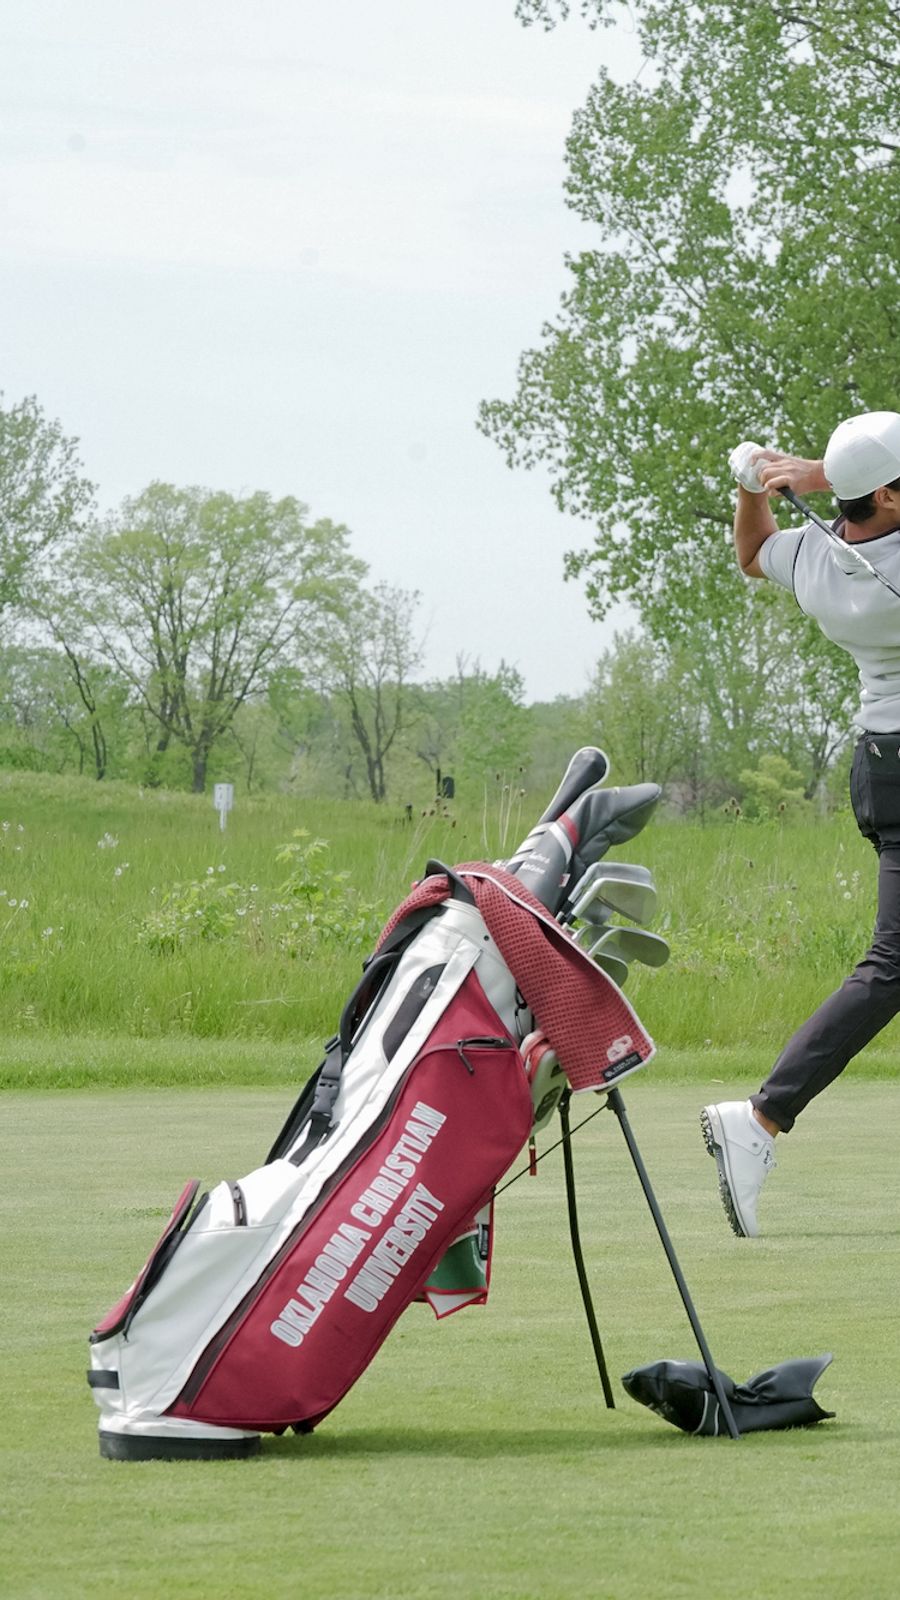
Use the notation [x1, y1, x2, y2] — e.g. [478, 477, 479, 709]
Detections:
[88, 750, 665, 1459]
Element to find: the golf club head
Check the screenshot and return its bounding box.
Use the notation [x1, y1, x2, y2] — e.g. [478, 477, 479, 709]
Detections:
[570, 865, 658, 927]
[593, 950, 629, 988]
[566, 861, 655, 924]
[589, 927, 670, 969]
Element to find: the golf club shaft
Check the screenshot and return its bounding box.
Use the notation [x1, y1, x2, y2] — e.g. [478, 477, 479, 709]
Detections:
[780, 486, 900, 602]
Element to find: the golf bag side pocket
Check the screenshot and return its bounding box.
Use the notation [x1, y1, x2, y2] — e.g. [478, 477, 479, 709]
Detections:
[91, 1179, 205, 1343]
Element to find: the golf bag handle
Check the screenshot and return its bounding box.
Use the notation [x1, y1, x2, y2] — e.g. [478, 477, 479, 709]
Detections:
[535, 746, 609, 826]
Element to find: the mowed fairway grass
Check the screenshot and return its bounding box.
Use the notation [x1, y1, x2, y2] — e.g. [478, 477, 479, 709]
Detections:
[4, 1075, 900, 1600]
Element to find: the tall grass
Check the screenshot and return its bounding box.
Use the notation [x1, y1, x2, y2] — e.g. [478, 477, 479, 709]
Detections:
[0, 769, 893, 1061]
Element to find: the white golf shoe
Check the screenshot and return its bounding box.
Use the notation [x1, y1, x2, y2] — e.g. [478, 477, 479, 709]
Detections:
[700, 1100, 776, 1238]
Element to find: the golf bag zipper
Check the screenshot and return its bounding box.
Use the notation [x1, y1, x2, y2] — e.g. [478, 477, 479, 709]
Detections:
[453, 1036, 514, 1074]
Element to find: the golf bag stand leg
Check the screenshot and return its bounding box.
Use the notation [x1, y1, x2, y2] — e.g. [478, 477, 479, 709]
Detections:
[606, 1087, 741, 1440]
[559, 1092, 615, 1409]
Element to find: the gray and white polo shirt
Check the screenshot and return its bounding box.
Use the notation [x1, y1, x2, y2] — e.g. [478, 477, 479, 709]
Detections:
[759, 520, 900, 732]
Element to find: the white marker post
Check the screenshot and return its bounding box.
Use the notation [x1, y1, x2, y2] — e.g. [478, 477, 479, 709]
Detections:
[213, 782, 234, 833]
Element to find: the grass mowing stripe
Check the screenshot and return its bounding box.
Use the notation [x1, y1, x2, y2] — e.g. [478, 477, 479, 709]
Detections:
[2, 1036, 898, 1092]
[0, 1032, 323, 1089]
[3, 1082, 899, 1598]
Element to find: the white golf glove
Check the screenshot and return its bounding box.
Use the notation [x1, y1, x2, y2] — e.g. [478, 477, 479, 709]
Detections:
[728, 441, 768, 494]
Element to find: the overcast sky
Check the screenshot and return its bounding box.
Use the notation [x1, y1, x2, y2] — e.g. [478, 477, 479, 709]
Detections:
[1, 1, 641, 700]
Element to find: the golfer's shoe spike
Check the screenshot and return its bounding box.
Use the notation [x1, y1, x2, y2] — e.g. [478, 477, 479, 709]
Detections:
[700, 1100, 776, 1239]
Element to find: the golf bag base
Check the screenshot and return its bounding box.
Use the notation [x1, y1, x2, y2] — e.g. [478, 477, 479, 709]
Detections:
[98, 1414, 261, 1462]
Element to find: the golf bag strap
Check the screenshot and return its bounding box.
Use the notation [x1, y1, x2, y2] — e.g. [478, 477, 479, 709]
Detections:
[265, 913, 438, 1166]
[339, 951, 396, 1057]
[424, 859, 476, 906]
[300, 929, 433, 1157]
[300, 1034, 345, 1156]
[309, 912, 444, 1148]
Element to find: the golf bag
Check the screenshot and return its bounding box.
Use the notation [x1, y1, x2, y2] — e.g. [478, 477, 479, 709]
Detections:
[88, 750, 666, 1460]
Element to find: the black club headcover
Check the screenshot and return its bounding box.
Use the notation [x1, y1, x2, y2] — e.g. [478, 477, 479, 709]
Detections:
[622, 1354, 835, 1436]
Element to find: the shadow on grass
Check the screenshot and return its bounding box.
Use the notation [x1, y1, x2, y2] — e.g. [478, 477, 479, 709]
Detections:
[258, 1422, 707, 1460]
[777, 1228, 900, 1240]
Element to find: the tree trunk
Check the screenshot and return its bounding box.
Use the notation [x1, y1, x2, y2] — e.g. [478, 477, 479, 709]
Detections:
[192, 749, 208, 793]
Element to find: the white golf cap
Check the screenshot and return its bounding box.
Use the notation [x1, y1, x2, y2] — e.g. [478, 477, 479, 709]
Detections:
[824, 411, 900, 499]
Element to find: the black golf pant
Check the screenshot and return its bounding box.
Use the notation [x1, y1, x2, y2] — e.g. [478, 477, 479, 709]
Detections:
[752, 735, 900, 1133]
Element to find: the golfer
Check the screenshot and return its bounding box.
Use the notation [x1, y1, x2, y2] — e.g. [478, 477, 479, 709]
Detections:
[702, 410, 900, 1236]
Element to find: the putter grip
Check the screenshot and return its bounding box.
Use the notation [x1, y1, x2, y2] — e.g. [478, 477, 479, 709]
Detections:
[536, 747, 608, 825]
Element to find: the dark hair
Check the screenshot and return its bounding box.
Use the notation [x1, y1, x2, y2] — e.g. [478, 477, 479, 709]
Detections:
[836, 475, 900, 523]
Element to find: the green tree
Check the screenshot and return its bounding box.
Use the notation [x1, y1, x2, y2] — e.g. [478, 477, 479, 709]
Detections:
[0, 394, 94, 614]
[517, 691, 598, 797]
[738, 753, 811, 821]
[456, 661, 529, 790]
[580, 612, 855, 813]
[587, 630, 701, 789]
[0, 645, 130, 777]
[78, 483, 363, 792]
[412, 659, 530, 799]
[320, 582, 422, 803]
[265, 670, 358, 797]
[484, 1, 898, 721]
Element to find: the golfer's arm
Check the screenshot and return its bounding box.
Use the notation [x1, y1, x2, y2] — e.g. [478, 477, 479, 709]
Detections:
[734, 486, 777, 579]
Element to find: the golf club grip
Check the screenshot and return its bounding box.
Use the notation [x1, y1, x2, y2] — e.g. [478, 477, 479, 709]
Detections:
[779, 484, 837, 540]
[535, 747, 608, 826]
[779, 485, 807, 515]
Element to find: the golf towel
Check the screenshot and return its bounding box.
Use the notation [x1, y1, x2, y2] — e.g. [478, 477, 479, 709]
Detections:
[379, 861, 654, 1092]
